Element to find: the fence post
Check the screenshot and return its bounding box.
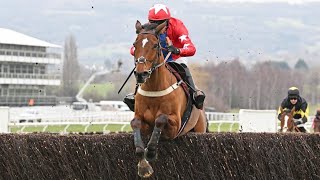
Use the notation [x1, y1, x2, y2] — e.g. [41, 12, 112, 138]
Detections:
[0, 107, 9, 133]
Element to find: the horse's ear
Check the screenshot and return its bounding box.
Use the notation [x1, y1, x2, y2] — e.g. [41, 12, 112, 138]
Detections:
[136, 20, 143, 34]
[280, 107, 283, 113]
[155, 21, 167, 34]
[291, 106, 296, 113]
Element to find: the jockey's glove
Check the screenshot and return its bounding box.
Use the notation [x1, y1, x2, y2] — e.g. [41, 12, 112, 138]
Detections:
[293, 119, 303, 125]
[167, 45, 180, 55]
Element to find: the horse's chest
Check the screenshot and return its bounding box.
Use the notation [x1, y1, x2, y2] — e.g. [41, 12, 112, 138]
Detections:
[142, 109, 161, 123]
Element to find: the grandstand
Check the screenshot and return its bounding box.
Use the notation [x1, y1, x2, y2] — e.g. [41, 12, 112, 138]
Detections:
[0, 28, 61, 106]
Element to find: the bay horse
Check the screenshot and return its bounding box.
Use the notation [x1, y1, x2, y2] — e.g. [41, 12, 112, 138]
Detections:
[279, 106, 300, 132]
[312, 110, 320, 133]
[130, 20, 207, 178]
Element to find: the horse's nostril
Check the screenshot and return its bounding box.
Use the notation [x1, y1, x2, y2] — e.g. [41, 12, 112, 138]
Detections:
[135, 71, 149, 84]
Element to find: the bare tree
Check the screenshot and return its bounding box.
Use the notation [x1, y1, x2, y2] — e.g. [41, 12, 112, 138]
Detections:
[62, 34, 80, 97]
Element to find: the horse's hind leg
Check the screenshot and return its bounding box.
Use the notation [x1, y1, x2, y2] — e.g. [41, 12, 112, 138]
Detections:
[131, 118, 153, 178]
[145, 114, 168, 162]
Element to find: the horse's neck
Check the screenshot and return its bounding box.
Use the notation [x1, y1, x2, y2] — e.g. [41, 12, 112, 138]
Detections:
[141, 65, 175, 91]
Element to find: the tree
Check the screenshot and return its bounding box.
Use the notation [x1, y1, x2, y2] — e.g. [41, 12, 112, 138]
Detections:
[270, 61, 291, 70]
[294, 58, 309, 70]
[62, 34, 80, 97]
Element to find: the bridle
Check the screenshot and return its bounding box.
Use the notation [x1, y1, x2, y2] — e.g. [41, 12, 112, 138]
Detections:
[133, 31, 171, 85]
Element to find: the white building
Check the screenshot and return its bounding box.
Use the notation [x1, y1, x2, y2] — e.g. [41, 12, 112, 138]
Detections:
[0, 28, 62, 106]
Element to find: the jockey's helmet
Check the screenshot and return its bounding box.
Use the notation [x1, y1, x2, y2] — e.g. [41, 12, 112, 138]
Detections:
[288, 87, 299, 98]
[148, 4, 171, 21]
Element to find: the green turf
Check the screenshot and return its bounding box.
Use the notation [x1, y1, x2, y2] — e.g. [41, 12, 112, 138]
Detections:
[81, 83, 114, 97]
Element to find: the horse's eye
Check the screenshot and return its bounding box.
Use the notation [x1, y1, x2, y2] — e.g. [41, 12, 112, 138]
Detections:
[153, 44, 158, 49]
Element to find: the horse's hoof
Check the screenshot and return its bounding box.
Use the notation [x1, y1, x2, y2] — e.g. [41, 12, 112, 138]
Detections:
[138, 159, 154, 178]
[145, 148, 157, 162]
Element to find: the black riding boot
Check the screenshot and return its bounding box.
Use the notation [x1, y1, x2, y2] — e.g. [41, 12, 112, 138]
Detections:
[123, 93, 135, 112]
[181, 64, 206, 109]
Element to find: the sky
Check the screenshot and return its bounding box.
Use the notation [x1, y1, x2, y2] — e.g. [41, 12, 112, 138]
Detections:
[1, 0, 320, 67]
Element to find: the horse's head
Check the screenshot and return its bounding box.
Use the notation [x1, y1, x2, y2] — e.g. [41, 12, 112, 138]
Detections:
[280, 106, 296, 132]
[133, 20, 167, 84]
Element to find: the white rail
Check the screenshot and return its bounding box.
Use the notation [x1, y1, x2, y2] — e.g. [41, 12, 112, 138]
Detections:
[9, 111, 237, 123]
[7, 109, 315, 133]
[9, 120, 237, 134]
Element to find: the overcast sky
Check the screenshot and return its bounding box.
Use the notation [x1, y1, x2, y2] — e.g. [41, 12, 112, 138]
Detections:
[1, 0, 320, 66]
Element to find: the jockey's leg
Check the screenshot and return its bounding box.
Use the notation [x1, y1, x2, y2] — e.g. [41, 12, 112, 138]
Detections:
[123, 93, 135, 112]
[181, 63, 206, 109]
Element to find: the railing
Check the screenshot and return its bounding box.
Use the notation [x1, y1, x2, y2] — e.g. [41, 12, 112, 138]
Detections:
[8, 120, 237, 134]
[0, 73, 60, 80]
[0, 96, 57, 106]
[9, 111, 237, 124]
[7, 111, 315, 133]
[0, 49, 61, 59]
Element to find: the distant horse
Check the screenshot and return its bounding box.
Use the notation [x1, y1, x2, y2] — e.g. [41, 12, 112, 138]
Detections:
[130, 20, 207, 178]
[312, 110, 320, 133]
[313, 119, 320, 133]
[279, 106, 300, 132]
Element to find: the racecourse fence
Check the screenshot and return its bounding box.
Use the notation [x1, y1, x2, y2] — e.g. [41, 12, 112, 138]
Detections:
[7, 110, 314, 133]
[9, 111, 238, 123]
[8, 111, 239, 133]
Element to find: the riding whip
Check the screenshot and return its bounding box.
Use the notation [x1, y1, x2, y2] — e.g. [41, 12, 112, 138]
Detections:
[118, 67, 136, 94]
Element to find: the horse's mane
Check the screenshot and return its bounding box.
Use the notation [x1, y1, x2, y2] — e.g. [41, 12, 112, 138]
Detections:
[141, 23, 158, 31]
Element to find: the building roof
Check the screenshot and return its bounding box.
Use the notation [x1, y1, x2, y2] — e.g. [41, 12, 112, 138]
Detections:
[0, 28, 61, 48]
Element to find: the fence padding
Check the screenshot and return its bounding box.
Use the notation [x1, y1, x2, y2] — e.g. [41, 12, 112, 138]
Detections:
[0, 133, 320, 179]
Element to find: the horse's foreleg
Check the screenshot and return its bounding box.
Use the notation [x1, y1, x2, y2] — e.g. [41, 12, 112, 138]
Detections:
[131, 118, 145, 159]
[145, 114, 168, 162]
[131, 118, 154, 178]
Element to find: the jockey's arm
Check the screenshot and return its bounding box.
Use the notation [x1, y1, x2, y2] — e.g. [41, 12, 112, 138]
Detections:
[277, 106, 283, 120]
[296, 103, 309, 123]
[172, 21, 196, 57]
[277, 100, 286, 120]
[130, 46, 135, 56]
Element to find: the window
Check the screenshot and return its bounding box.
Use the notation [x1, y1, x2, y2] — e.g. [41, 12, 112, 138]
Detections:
[16, 65, 21, 73]
[3, 65, 8, 73]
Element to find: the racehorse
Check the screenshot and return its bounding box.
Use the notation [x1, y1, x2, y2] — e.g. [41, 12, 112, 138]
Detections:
[130, 20, 207, 178]
[313, 111, 320, 133]
[279, 106, 300, 132]
[313, 119, 320, 133]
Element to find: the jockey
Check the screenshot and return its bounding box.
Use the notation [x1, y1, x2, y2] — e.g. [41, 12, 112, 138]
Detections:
[277, 87, 309, 132]
[124, 3, 206, 112]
